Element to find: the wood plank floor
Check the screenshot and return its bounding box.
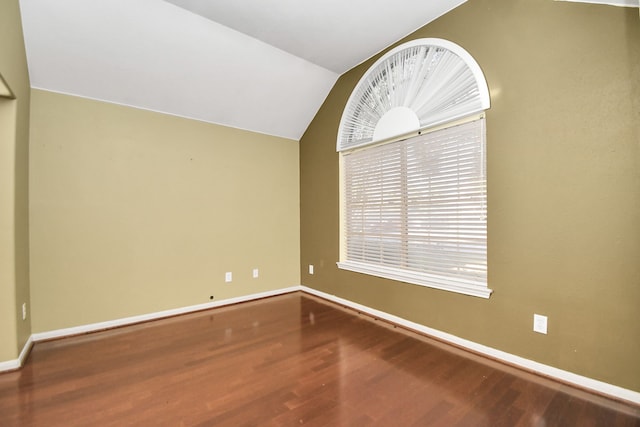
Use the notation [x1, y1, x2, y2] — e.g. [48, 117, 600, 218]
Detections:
[0, 292, 638, 426]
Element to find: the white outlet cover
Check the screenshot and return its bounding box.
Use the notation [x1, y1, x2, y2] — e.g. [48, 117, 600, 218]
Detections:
[225, 272, 232, 282]
[533, 314, 548, 334]
[309, 265, 314, 275]
[252, 268, 259, 278]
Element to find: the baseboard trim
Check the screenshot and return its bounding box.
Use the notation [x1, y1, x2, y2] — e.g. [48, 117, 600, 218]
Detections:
[0, 335, 34, 373]
[31, 286, 301, 343]
[301, 286, 640, 406]
[18, 335, 33, 366]
[0, 358, 21, 372]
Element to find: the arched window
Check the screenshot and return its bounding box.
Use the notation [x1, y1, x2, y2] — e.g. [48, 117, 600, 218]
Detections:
[337, 38, 492, 298]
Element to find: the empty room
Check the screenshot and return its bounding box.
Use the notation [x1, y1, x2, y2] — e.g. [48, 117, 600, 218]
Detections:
[1, 0, 639, 425]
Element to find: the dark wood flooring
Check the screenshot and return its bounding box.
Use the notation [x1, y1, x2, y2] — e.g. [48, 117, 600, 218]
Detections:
[0, 292, 638, 426]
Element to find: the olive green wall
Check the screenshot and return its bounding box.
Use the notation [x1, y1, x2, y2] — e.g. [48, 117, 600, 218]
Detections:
[30, 89, 300, 333]
[0, 0, 31, 362]
[300, 0, 640, 392]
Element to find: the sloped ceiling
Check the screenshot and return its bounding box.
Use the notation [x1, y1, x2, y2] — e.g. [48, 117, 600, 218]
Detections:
[19, 0, 466, 140]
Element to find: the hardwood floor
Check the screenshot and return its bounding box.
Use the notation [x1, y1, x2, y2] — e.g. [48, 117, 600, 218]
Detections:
[0, 292, 638, 426]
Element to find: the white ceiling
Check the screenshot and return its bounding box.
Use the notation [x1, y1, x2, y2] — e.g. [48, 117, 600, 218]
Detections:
[163, 0, 467, 74]
[19, 0, 466, 140]
[556, 0, 638, 6]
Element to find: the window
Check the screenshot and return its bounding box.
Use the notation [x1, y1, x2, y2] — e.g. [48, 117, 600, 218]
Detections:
[337, 39, 492, 298]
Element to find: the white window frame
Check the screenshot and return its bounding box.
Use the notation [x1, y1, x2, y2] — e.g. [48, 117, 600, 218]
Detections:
[337, 39, 492, 298]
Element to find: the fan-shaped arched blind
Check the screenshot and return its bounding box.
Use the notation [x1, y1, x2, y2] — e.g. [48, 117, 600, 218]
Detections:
[337, 39, 490, 152]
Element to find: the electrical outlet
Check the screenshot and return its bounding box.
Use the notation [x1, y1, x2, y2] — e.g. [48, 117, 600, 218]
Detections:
[22, 303, 26, 320]
[533, 314, 548, 334]
[252, 268, 259, 279]
[225, 272, 232, 283]
[309, 265, 314, 275]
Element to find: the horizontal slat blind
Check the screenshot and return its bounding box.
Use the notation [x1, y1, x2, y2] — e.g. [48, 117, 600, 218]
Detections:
[342, 118, 486, 291]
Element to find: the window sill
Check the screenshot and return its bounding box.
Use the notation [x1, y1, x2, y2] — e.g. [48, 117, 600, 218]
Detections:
[336, 261, 492, 299]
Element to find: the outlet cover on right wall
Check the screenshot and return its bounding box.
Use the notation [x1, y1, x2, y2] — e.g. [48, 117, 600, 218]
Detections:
[533, 314, 548, 334]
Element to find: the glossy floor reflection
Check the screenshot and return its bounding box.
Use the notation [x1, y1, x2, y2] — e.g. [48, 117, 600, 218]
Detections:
[0, 292, 638, 426]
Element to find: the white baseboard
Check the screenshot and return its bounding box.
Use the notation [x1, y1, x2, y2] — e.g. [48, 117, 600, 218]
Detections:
[301, 286, 640, 406]
[0, 358, 21, 372]
[18, 335, 33, 365]
[31, 286, 301, 342]
[0, 335, 34, 372]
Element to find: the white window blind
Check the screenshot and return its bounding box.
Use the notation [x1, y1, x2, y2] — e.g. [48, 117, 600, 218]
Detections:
[338, 117, 490, 298]
[337, 39, 490, 153]
[337, 38, 491, 298]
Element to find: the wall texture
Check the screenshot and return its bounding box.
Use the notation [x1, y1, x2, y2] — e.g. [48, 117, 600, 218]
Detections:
[300, 0, 640, 392]
[30, 90, 300, 332]
[0, 0, 31, 363]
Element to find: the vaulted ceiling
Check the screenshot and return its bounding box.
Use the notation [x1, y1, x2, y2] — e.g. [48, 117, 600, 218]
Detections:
[19, 0, 467, 140]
